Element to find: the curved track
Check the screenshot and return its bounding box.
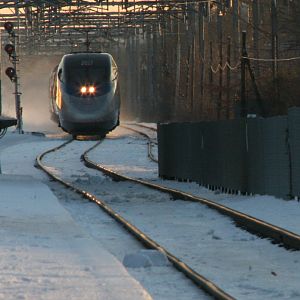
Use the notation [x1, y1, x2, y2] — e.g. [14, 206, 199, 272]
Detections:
[89, 125, 300, 251]
[36, 138, 235, 300]
[121, 124, 157, 162]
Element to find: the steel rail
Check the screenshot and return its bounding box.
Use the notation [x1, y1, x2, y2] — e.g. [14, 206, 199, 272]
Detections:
[36, 138, 235, 300]
[83, 139, 300, 251]
[120, 124, 157, 163]
[124, 122, 157, 132]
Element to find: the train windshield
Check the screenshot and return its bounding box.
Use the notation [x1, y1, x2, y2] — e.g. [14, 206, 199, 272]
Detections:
[65, 62, 110, 83]
[62, 54, 112, 96]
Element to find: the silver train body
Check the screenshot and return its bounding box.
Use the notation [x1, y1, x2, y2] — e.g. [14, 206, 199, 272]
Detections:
[49, 52, 120, 136]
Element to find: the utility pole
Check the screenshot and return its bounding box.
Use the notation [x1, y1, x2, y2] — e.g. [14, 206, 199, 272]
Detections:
[232, 0, 239, 61]
[209, 41, 213, 115]
[252, 0, 260, 76]
[226, 36, 231, 119]
[271, 0, 278, 81]
[217, 12, 223, 120]
[240, 31, 247, 118]
[199, 3, 205, 98]
[175, 13, 181, 111]
[271, 0, 279, 110]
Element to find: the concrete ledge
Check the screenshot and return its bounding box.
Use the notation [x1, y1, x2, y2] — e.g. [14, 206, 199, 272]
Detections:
[0, 116, 17, 130]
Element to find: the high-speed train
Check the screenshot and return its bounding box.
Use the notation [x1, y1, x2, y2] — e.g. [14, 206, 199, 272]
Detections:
[49, 52, 120, 137]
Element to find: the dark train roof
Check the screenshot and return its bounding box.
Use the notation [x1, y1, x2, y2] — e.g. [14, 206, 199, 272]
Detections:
[61, 52, 113, 67]
[69, 51, 102, 54]
[58, 52, 118, 85]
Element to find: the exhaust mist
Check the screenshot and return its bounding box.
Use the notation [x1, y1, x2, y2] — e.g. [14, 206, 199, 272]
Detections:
[2, 55, 61, 133]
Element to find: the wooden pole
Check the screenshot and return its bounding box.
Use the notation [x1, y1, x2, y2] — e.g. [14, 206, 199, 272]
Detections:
[209, 41, 213, 117]
[217, 13, 223, 120]
[232, 0, 239, 61]
[175, 13, 181, 115]
[252, 0, 260, 76]
[241, 31, 247, 118]
[271, 0, 279, 111]
[271, 0, 278, 81]
[199, 3, 205, 98]
[226, 36, 231, 119]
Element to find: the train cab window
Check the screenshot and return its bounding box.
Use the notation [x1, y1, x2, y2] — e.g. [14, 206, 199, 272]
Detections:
[63, 54, 112, 96]
[111, 58, 118, 81]
[66, 66, 109, 95]
[58, 68, 63, 81]
[58, 66, 69, 84]
[65, 61, 110, 83]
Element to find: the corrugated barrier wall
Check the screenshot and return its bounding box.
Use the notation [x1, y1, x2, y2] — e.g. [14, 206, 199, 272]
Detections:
[158, 108, 300, 199]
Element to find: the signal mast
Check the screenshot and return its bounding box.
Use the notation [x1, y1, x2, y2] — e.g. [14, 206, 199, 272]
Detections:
[3, 21, 23, 134]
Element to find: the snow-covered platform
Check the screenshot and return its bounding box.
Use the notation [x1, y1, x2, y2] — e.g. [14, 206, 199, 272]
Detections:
[0, 174, 151, 300]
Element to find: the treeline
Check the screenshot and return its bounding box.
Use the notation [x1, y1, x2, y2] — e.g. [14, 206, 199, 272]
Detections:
[115, 0, 300, 122]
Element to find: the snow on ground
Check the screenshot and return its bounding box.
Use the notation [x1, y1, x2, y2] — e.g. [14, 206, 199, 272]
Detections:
[86, 126, 300, 299]
[1, 125, 300, 299]
[0, 130, 207, 300]
[0, 131, 152, 300]
[90, 126, 300, 235]
[47, 181, 206, 300]
[0, 175, 150, 300]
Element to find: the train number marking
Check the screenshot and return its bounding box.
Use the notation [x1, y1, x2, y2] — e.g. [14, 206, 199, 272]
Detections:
[81, 60, 94, 66]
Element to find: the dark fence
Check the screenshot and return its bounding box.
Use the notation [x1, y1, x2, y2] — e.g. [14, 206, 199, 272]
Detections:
[158, 108, 300, 199]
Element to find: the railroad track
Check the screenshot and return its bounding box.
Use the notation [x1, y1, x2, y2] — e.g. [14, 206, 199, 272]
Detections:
[36, 138, 235, 300]
[101, 124, 300, 251]
[36, 128, 300, 299]
[120, 124, 157, 163]
[123, 122, 157, 132]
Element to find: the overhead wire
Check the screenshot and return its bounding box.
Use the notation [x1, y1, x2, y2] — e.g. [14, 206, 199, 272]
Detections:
[245, 56, 300, 62]
[210, 61, 240, 73]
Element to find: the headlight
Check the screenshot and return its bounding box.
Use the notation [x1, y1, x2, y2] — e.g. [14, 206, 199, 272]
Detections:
[80, 86, 87, 94]
[80, 85, 95, 95]
[89, 86, 95, 93]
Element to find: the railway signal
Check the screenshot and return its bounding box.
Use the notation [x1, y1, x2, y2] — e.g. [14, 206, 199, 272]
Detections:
[5, 67, 16, 82]
[4, 44, 16, 81]
[3, 21, 23, 133]
[3, 21, 13, 34]
[4, 44, 15, 57]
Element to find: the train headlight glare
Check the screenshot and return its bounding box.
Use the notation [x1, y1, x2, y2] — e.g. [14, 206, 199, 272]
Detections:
[81, 86, 87, 94]
[89, 86, 95, 93]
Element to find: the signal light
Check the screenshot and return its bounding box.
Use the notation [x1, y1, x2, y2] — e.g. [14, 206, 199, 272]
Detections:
[4, 22, 14, 34]
[4, 44, 15, 56]
[5, 67, 16, 81]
